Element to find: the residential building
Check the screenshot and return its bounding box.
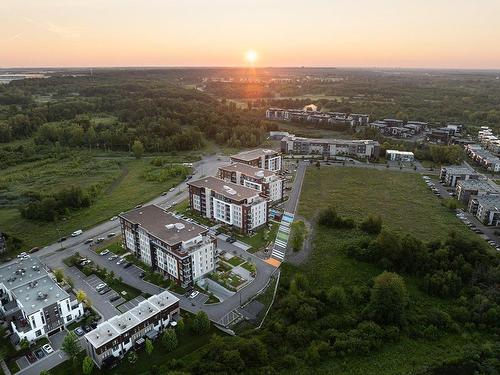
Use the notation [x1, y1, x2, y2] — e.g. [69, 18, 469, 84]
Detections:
[187, 176, 268, 234]
[280, 135, 380, 159]
[456, 179, 500, 204]
[439, 165, 481, 187]
[265, 108, 369, 126]
[84, 291, 179, 368]
[465, 144, 500, 172]
[427, 129, 453, 144]
[468, 195, 500, 226]
[265, 108, 289, 121]
[0, 257, 84, 343]
[386, 150, 415, 162]
[218, 162, 284, 202]
[120, 205, 217, 288]
[230, 148, 282, 172]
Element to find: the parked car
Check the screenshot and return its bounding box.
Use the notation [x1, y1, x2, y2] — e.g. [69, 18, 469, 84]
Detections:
[169, 187, 174, 192]
[29, 247, 40, 254]
[139, 272, 146, 279]
[188, 291, 199, 299]
[161, 192, 167, 196]
[17, 252, 28, 258]
[100, 249, 110, 256]
[107, 232, 116, 238]
[58, 237, 67, 242]
[228, 237, 236, 243]
[135, 204, 143, 208]
[83, 325, 92, 333]
[96, 238, 105, 243]
[108, 254, 118, 261]
[84, 238, 94, 244]
[99, 286, 111, 295]
[116, 258, 125, 265]
[74, 327, 85, 336]
[110, 295, 121, 302]
[71, 229, 83, 237]
[42, 344, 54, 354]
[96, 283, 107, 291]
[123, 262, 133, 269]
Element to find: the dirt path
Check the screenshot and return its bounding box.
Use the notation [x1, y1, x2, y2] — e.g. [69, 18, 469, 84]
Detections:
[286, 215, 315, 266]
[104, 162, 129, 195]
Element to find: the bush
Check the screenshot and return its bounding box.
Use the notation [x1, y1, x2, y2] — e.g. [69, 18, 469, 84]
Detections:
[360, 214, 382, 235]
[318, 207, 355, 229]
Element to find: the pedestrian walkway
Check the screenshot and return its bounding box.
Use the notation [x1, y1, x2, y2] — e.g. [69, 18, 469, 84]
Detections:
[270, 212, 294, 263]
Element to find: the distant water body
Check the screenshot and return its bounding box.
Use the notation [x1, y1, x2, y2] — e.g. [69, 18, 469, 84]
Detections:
[0, 73, 48, 84]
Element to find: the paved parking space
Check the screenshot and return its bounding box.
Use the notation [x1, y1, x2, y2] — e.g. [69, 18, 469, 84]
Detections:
[117, 295, 146, 313]
[86, 274, 106, 289]
[49, 330, 67, 350]
[127, 264, 144, 278]
[217, 309, 243, 327]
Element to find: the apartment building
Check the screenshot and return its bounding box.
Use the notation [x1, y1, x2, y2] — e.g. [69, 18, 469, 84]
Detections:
[280, 135, 380, 159]
[85, 291, 179, 368]
[0, 257, 84, 343]
[456, 179, 500, 204]
[465, 144, 500, 172]
[265, 108, 369, 126]
[218, 162, 284, 202]
[120, 205, 216, 288]
[230, 148, 282, 172]
[187, 176, 268, 234]
[468, 195, 500, 226]
[439, 165, 480, 187]
[386, 150, 415, 162]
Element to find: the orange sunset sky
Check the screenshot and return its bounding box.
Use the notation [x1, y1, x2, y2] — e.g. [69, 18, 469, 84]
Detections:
[2, 0, 500, 69]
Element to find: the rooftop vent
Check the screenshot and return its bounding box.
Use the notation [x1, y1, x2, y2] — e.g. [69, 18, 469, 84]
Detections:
[255, 170, 265, 178]
[174, 223, 185, 230]
[165, 224, 175, 230]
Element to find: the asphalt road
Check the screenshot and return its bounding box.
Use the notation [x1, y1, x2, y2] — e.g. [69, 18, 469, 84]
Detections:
[285, 161, 307, 213]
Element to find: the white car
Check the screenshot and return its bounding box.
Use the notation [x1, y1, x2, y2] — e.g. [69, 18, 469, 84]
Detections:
[110, 216, 118, 221]
[169, 187, 174, 192]
[100, 249, 110, 256]
[96, 283, 107, 291]
[42, 344, 53, 354]
[116, 258, 125, 265]
[188, 291, 199, 299]
[108, 254, 118, 261]
[71, 229, 83, 237]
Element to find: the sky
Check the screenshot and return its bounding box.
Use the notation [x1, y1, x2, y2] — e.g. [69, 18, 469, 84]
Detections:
[1, 0, 500, 69]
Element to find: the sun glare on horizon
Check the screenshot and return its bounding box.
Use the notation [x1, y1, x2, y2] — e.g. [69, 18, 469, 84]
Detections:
[245, 50, 258, 65]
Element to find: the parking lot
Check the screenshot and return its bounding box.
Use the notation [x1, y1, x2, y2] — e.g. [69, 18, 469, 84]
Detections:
[16, 330, 67, 370]
[86, 274, 126, 307]
[455, 209, 500, 250]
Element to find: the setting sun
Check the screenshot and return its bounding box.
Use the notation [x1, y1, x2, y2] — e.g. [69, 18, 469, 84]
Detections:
[245, 50, 258, 64]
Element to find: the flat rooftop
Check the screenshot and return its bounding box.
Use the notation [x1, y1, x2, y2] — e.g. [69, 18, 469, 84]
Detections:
[474, 195, 500, 210]
[120, 205, 207, 246]
[441, 165, 477, 175]
[11, 275, 69, 316]
[189, 176, 261, 201]
[219, 163, 275, 178]
[230, 148, 279, 162]
[0, 257, 47, 291]
[285, 136, 379, 146]
[458, 179, 500, 192]
[386, 150, 414, 156]
[85, 290, 178, 349]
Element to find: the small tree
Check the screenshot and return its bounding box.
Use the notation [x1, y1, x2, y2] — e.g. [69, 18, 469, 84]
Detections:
[53, 268, 64, 283]
[360, 214, 383, 235]
[128, 351, 138, 364]
[76, 290, 87, 303]
[82, 356, 94, 375]
[61, 332, 82, 364]
[161, 329, 178, 352]
[132, 140, 144, 159]
[192, 311, 210, 334]
[145, 338, 154, 356]
[176, 319, 185, 334]
[19, 337, 30, 351]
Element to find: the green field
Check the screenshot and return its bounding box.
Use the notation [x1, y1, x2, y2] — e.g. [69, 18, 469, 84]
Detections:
[298, 167, 473, 241]
[280, 166, 490, 373]
[0, 155, 190, 250]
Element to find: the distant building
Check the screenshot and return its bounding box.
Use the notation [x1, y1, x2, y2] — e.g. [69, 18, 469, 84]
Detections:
[468, 195, 500, 226]
[427, 128, 454, 144]
[187, 176, 268, 234]
[265, 108, 369, 126]
[120, 205, 217, 288]
[218, 163, 284, 202]
[84, 291, 179, 368]
[465, 144, 500, 172]
[439, 165, 481, 187]
[456, 179, 500, 204]
[386, 150, 415, 162]
[280, 135, 380, 159]
[0, 257, 84, 343]
[230, 148, 282, 172]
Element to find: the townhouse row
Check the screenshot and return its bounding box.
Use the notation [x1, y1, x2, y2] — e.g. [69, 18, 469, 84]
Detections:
[370, 119, 428, 138]
[280, 135, 380, 159]
[465, 144, 500, 172]
[265, 107, 370, 127]
[0, 257, 84, 343]
[84, 290, 179, 368]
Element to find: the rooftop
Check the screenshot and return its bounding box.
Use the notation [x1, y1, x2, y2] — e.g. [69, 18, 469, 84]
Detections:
[457, 179, 500, 192]
[85, 290, 178, 349]
[0, 257, 46, 291]
[120, 205, 207, 246]
[441, 165, 477, 175]
[386, 150, 415, 156]
[474, 195, 500, 210]
[230, 148, 280, 162]
[188, 176, 261, 201]
[11, 275, 69, 316]
[219, 163, 275, 179]
[284, 136, 379, 146]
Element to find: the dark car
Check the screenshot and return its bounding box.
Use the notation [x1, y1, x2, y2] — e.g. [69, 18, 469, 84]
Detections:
[107, 232, 116, 238]
[123, 262, 133, 269]
[139, 272, 146, 279]
[225, 236, 232, 242]
[228, 237, 236, 243]
[58, 237, 67, 242]
[90, 322, 98, 329]
[98, 286, 111, 295]
[110, 295, 121, 302]
[83, 325, 92, 333]
[26, 352, 37, 364]
[29, 247, 40, 254]
[84, 238, 93, 244]
[34, 348, 45, 360]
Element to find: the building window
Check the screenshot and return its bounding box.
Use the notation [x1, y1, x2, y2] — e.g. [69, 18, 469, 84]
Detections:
[35, 329, 42, 337]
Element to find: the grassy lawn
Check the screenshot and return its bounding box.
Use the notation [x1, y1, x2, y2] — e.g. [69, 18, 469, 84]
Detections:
[233, 221, 279, 253]
[281, 166, 491, 373]
[240, 261, 256, 274]
[299, 167, 475, 241]
[226, 255, 245, 267]
[95, 236, 127, 255]
[0, 157, 188, 251]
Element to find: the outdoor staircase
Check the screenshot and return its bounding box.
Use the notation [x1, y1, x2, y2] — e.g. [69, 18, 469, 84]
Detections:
[270, 212, 295, 262]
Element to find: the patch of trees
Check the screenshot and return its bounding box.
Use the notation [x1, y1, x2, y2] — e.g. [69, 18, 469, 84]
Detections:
[20, 186, 91, 221]
[318, 207, 382, 235]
